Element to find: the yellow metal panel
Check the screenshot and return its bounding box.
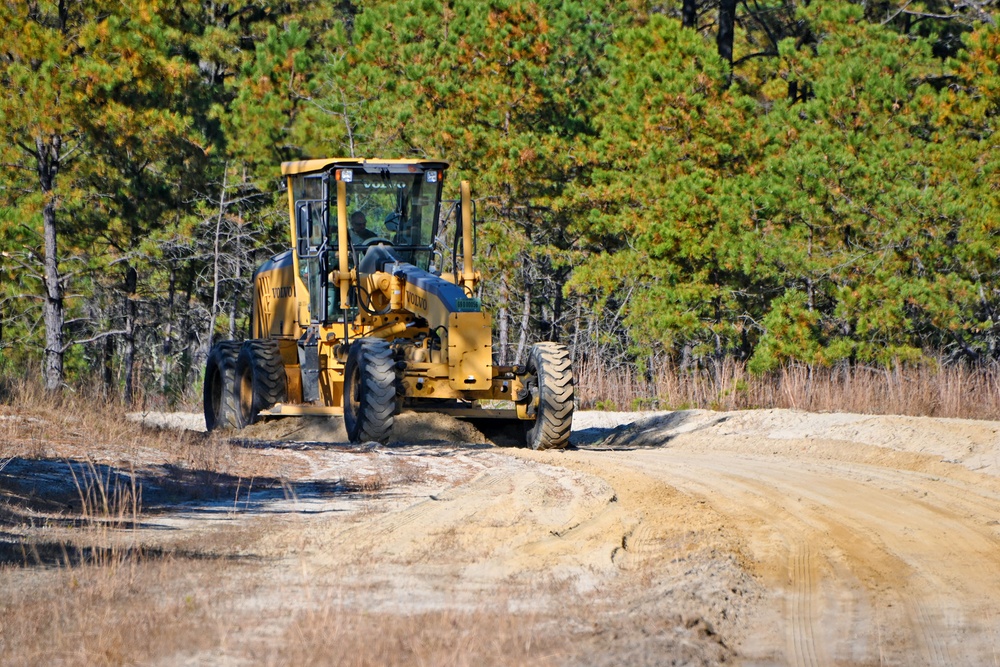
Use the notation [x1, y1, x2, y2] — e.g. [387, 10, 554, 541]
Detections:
[398, 279, 454, 329]
[460, 181, 477, 292]
[255, 272, 272, 337]
[447, 312, 492, 390]
[286, 175, 310, 330]
[254, 261, 299, 338]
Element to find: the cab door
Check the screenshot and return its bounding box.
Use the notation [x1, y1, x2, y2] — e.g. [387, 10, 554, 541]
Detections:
[293, 173, 329, 324]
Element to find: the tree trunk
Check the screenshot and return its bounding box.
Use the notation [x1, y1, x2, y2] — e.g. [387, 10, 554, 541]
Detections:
[497, 274, 509, 365]
[552, 276, 565, 341]
[682, 0, 698, 28]
[123, 264, 138, 406]
[514, 283, 531, 365]
[103, 333, 114, 398]
[570, 299, 582, 363]
[37, 136, 64, 392]
[228, 247, 240, 340]
[208, 167, 229, 349]
[717, 0, 737, 67]
[161, 264, 177, 394]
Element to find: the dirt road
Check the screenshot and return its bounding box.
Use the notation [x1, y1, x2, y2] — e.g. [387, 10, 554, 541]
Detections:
[546, 410, 1000, 665]
[6, 408, 1000, 665]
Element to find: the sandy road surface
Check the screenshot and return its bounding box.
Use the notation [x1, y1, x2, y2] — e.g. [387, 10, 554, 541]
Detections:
[533, 410, 1000, 665]
[8, 408, 1000, 665]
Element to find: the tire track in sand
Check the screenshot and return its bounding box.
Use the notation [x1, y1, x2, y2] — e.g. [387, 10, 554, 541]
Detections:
[787, 541, 822, 667]
[908, 593, 952, 666]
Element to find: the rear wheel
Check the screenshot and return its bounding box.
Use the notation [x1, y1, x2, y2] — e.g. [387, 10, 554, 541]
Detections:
[204, 341, 242, 431]
[236, 339, 288, 426]
[344, 338, 397, 444]
[524, 342, 574, 450]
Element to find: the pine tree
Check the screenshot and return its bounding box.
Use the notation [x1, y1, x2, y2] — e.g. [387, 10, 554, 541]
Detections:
[570, 14, 759, 363]
[0, 1, 204, 393]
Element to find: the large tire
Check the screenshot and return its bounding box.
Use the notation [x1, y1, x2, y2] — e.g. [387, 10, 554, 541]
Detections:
[344, 338, 397, 444]
[236, 339, 288, 426]
[204, 341, 242, 431]
[524, 342, 574, 450]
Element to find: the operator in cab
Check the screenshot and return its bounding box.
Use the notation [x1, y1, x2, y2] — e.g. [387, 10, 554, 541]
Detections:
[350, 211, 376, 242]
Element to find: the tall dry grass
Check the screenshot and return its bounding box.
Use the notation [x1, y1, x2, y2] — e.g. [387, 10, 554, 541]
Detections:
[0, 375, 285, 481]
[575, 358, 1000, 420]
[0, 554, 247, 667]
[273, 606, 558, 667]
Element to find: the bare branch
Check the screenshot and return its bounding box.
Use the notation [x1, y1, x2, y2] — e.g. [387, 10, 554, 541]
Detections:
[63, 330, 128, 351]
[12, 139, 40, 160]
[882, 0, 915, 25]
[733, 49, 780, 66]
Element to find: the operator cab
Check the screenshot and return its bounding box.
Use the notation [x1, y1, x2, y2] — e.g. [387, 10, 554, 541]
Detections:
[283, 159, 448, 325]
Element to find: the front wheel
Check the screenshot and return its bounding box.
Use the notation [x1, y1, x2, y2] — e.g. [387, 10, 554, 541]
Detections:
[344, 338, 398, 444]
[524, 342, 574, 450]
[204, 341, 242, 431]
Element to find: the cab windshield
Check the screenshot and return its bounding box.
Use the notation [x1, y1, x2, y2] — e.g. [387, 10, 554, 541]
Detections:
[330, 168, 442, 271]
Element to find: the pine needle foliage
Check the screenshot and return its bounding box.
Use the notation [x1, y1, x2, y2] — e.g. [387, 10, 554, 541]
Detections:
[1, 0, 999, 400]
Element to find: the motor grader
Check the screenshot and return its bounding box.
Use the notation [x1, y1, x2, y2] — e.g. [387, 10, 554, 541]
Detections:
[203, 158, 573, 449]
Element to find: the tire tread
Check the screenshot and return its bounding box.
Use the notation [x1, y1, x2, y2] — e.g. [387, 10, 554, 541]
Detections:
[204, 341, 242, 431]
[345, 338, 397, 444]
[526, 342, 574, 450]
[237, 339, 289, 425]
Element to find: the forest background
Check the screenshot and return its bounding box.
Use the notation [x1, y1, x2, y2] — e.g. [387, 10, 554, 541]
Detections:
[1, 0, 998, 411]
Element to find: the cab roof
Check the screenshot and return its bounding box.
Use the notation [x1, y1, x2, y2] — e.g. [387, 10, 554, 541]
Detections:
[281, 158, 450, 177]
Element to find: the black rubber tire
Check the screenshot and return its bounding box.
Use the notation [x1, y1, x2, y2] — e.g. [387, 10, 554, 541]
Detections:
[524, 342, 574, 450]
[344, 338, 397, 444]
[236, 339, 289, 426]
[204, 341, 242, 431]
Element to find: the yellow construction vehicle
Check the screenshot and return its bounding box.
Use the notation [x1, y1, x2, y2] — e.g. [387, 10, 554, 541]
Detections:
[203, 158, 573, 449]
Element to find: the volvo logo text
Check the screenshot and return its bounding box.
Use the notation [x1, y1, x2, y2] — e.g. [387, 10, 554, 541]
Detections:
[362, 182, 406, 189]
[406, 290, 427, 311]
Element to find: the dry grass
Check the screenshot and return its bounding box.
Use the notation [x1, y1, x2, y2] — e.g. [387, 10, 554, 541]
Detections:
[0, 381, 425, 666]
[0, 377, 299, 482]
[0, 437, 253, 666]
[272, 606, 559, 667]
[576, 357, 1000, 420]
[0, 555, 253, 667]
[0, 392, 558, 666]
[0, 563, 563, 667]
